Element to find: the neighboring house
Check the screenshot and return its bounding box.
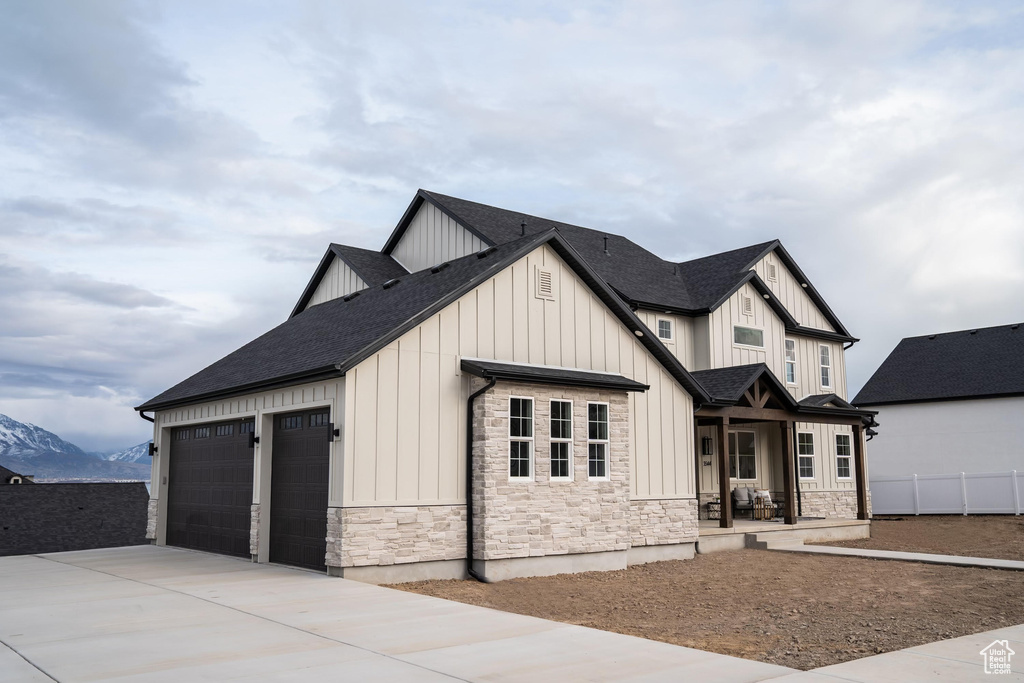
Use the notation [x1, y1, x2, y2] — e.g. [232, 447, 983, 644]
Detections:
[0, 481, 149, 556]
[853, 324, 1024, 478]
[1, 464, 34, 484]
[137, 190, 875, 582]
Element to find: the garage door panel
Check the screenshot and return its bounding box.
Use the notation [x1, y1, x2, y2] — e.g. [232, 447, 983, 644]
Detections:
[167, 419, 254, 558]
[270, 410, 329, 571]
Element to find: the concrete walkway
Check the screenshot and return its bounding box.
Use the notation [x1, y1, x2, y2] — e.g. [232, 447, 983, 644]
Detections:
[0, 545, 793, 682]
[774, 544, 1024, 571]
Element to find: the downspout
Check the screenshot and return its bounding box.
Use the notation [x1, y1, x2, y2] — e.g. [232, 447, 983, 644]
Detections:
[793, 432, 802, 517]
[466, 376, 496, 583]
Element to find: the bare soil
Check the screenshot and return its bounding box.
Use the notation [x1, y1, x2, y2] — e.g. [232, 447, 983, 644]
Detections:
[812, 515, 1024, 561]
[394, 519, 1024, 670]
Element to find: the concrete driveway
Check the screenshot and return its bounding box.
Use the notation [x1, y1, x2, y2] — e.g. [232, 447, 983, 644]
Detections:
[0, 546, 793, 682]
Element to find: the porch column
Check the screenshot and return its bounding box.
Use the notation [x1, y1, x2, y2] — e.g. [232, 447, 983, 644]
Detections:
[779, 421, 797, 525]
[717, 416, 732, 528]
[853, 424, 869, 520]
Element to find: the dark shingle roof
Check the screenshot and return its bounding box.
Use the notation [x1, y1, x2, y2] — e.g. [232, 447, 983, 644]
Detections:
[332, 244, 407, 286]
[691, 365, 770, 403]
[140, 231, 710, 411]
[799, 394, 855, 409]
[461, 359, 649, 392]
[853, 323, 1024, 406]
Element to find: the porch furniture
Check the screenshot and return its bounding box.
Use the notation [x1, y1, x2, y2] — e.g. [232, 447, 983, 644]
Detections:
[753, 497, 777, 521]
[705, 500, 721, 520]
[732, 486, 755, 519]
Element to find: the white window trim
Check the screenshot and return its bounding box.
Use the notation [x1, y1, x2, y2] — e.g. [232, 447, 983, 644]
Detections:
[509, 395, 534, 482]
[733, 324, 765, 350]
[784, 338, 798, 386]
[656, 318, 674, 343]
[549, 399, 573, 482]
[587, 401, 610, 481]
[835, 433, 853, 480]
[728, 430, 758, 481]
[819, 344, 833, 390]
[797, 431, 815, 480]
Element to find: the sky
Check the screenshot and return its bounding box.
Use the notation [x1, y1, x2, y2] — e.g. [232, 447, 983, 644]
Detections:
[1, 1, 1023, 452]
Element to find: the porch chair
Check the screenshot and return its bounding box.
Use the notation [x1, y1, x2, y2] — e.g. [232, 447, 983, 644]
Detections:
[731, 486, 755, 519]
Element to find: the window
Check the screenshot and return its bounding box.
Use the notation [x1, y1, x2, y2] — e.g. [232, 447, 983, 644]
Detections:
[798, 432, 815, 479]
[509, 397, 533, 479]
[819, 345, 832, 388]
[194, 427, 210, 439]
[785, 339, 797, 384]
[657, 319, 673, 341]
[215, 424, 234, 437]
[588, 403, 609, 479]
[550, 400, 573, 480]
[728, 431, 757, 480]
[310, 412, 329, 427]
[280, 415, 302, 430]
[836, 434, 852, 479]
[240, 421, 255, 434]
[175, 428, 189, 441]
[733, 325, 764, 348]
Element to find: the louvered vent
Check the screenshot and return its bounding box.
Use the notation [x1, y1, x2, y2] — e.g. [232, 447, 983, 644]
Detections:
[742, 294, 753, 316]
[535, 267, 555, 300]
[767, 262, 778, 281]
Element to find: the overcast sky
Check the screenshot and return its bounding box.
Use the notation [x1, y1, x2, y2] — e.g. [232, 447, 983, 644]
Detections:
[2, 1, 1023, 451]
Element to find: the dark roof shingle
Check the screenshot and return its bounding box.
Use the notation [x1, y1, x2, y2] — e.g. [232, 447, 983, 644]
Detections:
[853, 324, 1024, 406]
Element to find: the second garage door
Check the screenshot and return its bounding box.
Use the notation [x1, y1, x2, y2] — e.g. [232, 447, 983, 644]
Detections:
[270, 409, 330, 571]
[166, 418, 255, 558]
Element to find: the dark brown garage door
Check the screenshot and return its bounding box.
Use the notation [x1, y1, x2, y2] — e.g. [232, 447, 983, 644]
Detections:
[167, 419, 255, 558]
[270, 409, 330, 571]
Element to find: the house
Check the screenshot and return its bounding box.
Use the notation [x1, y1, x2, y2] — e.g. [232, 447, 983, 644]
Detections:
[1, 464, 34, 484]
[853, 324, 1024, 477]
[137, 190, 875, 582]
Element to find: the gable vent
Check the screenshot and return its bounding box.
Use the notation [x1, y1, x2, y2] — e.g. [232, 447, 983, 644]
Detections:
[767, 262, 778, 282]
[535, 267, 555, 301]
[741, 294, 753, 316]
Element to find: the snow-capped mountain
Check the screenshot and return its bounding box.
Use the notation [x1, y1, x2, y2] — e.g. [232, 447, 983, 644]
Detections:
[107, 441, 152, 463]
[0, 413, 150, 482]
[0, 413, 87, 460]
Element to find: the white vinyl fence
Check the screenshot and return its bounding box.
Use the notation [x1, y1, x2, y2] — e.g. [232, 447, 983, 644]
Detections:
[870, 471, 1024, 515]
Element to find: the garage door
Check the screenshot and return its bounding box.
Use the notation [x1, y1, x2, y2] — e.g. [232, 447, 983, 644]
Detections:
[166, 419, 255, 558]
[270, 409, 330, 571]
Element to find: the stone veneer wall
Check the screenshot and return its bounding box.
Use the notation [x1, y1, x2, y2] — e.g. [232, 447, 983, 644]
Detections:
[249, 504, 260, 556]
[146, 498, 158, 540]
[799, 490, 872, 519]
[471, 379, 631, 561]
[629, 498, 699, 546]
[325, 505, 466, 568]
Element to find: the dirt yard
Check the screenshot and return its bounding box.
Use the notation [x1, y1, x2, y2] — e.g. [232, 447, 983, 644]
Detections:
[394, 519, 1024, 671]
[813, 515, 1024, 561]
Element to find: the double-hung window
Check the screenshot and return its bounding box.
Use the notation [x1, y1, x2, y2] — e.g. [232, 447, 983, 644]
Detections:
[819, 345, 832, 389]
[588, 403, 609, 479]
[835, 433, 852, 479]
[797, 432, 815, 479]
[509, 397, 533, 480]
[550, 400, 573, 480]
[785, 339, 797, 384]
[657, 319, 673, 342]
[728, 431, 757, 480]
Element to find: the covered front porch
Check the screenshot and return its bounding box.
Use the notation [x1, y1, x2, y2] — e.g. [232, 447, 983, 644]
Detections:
[691, 364, 877, 529]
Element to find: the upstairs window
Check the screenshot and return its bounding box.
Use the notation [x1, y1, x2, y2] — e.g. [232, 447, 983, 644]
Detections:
[509, 397, 534, 480]
[733, 325, 764, 348]
[550, 400, 573, 480]
[798, 432, 815, 479]
[785, 339, 797, 384]
[836, 434, 852, 479]
[657, 319, 673, 341]
[588, 403, 609, 479]
[819, 345, 832, 388]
